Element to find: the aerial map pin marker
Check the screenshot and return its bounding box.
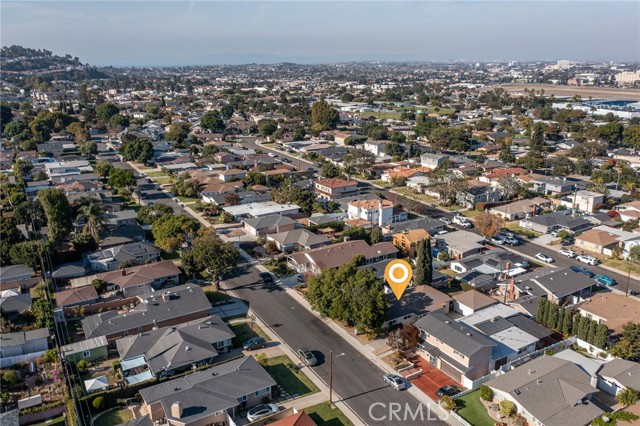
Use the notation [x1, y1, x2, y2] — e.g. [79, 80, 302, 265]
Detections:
[384, 259, 413, 300]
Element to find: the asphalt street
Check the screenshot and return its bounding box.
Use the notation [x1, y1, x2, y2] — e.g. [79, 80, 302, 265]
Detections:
[223, 264, 448, 426]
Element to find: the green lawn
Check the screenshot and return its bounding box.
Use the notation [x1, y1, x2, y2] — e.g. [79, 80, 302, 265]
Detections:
[360, 111, 405, 120]
[175, 194, 201, 203]
[154, 177, 172, 185]
[371, 180, 393, 188]
[394, 188, 440, 205]
[455, 390, 495, 426]
[304, 402, 353, 426]
[264, 355, 319, 397]
[506, 223, 540, 239]
[94, 408, 133, 426]
[146, 171, 166, 177]
[205, 290, 231, 304]
[601, 257, 640, 277]
[461, 210, 480, 219]
[230, 322, 271, 345]
[29, 415, 66, 426]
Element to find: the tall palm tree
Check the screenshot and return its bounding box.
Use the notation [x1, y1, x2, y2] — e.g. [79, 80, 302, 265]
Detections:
[617, 387, 639, 407]
[76, 200, 106, 241]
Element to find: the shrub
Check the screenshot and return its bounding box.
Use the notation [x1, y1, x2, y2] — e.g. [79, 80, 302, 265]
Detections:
[255, 353, 267, 366]
[500, 400, 516, 417]
[480, 385, 494, 401]
[92, 396, 105, 411]
[440, 395, 456, 411]
[2, 370, 18, 387]
[77, 360, 89, 374]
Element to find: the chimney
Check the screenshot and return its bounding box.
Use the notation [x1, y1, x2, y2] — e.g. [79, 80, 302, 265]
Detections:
[171, 402, 183, 418]
[162, 292, 171, 302]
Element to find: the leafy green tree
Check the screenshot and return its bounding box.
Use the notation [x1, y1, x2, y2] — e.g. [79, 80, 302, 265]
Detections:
[151, 213, 200, 252]
[593, 323, 609, 349]
[172, 174, 200, 198]
[370, 227, 383, 244]
[258, 119, 278, 138]
[13, 200, 45, 225]
[537, 298, 549, 326]
[137, 204, 173, 225]
[591, 410, 639, 426]
[0, 104, 13, 132]
[617, 388, 639, 407]
[72, 233, 98, 253]
[108, 168, 136, 189]
[561, 308, 573, 336]
[38, 188, 72, 241]
[0, 217, 24, 263]
[414, 239, 428, 286]
[343, 149, 375, 179]
[109, 114, 130, 129]
[628, 245, 640, 264]
[31, 283, 55, 330]
[200, 111, 225, 133]
[120, 135, 153, 163]
[622, 125, 640, 148]
[3, 121, 27, 139]
[94, 161, 114, 179]
[77, 360, 89, 374]
[598, 121, 624, 143]
[66, 122, 90, 143]
[166, 122, 191, 143]
[311, 100, 339, 131]
[220, 104, 234, 119]
[321, 163, 343, 179]
[610, 322, 640, 361]
[517, 123, 546, 169]
[342, 226, 370, 243]
[78, 140, 97, 157]
[270, 179, 315, 215]
[10, 240, 52, 269]
[95, 102, 119, 121]
[181, 230, 239, 289]
[341, 93, 355, 102]
[480, 385, 493, 401]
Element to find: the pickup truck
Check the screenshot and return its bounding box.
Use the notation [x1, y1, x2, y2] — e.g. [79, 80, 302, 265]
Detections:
[452, 216, 472, 228]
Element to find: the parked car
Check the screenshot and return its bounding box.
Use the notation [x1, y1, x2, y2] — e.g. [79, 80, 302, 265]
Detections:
[243, 337, 267, 351]
[491, 236, 506, 245]
[535, 252, 554, 263]
[505, 236, 521, 246]
[436, 385, 461, 398]
[453, 216, 472, 228]
[438, 217, 451, 225]
[570, 265, 594, 278]
[297, 347, 318, 366]
[383, 374, 406, 391]
[594, 274, 616, 286]
[576, 255, 599, 266]
[451, 211, 463, 218]
[247, 404, 279, 422]
[499, 229, 515, 239]
[260, 272, 273, 283]
[560, 237, 575, 246]
[268, 152, 277, 157]
[558, 249, 577, 258]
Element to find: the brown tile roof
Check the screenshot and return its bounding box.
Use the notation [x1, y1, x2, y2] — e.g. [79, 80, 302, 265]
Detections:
[578, 292, 640, 335]
[269, 412, 317, 426]
[576, 229, 618, 247]
[315, 178, 357, 189]
[56, 285, 99, 308]
[348, 199, 395, 209]
[344, 218, 372, 227]
[94, 260, 181, 290]
[289, 240, 397, 270]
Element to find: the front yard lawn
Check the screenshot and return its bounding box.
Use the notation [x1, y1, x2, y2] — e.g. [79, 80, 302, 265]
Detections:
[455, 390, 495, 426]
[230, 322, 271, 345]
[94, 408, 133, 426]
[263, 355, 319, 397]
[304, 402, 353, 426]
[601, 257, 640, 277]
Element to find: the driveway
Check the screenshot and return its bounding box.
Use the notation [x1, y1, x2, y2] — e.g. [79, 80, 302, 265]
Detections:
[407, 356, 464, 400]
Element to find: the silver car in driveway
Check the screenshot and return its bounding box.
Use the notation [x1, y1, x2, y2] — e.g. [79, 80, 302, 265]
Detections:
[383, 374, 406, 391]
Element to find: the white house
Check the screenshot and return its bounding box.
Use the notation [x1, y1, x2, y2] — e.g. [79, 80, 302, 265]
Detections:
[559, 190, 604, 213]
[420, 153, 449, 169]
[363, 141, 387, 157]
[347, 199, 404, 227]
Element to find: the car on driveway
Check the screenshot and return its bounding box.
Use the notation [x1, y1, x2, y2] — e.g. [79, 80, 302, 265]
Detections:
[570, 265, 594, 278]
[558, 249, 577, 258]
[438, 217, 451, 225]
[260, 272, 274, 283]
[297, 347, 318, 366]
[436, 385, 461, 398]
[247, 404, 279, 422]
[594, 274, 616, 286]
[383, 374, 406, 391]
[561, 237, 575, 246]
[243, 337, 267, 351]
[576, 255, 599, 266]
[535, 252, 554, 263]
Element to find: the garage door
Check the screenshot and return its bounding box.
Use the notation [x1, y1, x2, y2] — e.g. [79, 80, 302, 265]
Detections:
[439, 359, 463, 383]
[597, 378, 618, 396]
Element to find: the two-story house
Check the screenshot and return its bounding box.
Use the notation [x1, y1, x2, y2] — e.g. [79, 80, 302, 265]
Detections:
[347, 199, 407, 227]
[85, 242, 161, 272]
[392, 229, 431, 257]
[314, 178, 359, 200]
[420, 153, 449, 169]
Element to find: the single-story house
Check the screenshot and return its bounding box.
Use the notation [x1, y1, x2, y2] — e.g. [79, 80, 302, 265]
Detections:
[266, 229, 331, 253]
[519, 211, 593, 235]
[61, 336, 109, 364]
[55, 285, 100, 309]
[451, 290, 498, 316]
[435, 230, 486, 259]
[223, 202, 300, 220]
[243, 215, 298, 237]
[85, 242, 161, 271]
[0, 328, 49, 366]
[385, 285, 452, 328]
[488, 197, 551, 221]
[597, 359, 640, 396]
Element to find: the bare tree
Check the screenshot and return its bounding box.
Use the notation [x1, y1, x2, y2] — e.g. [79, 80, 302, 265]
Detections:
[475, 211, 505, 237]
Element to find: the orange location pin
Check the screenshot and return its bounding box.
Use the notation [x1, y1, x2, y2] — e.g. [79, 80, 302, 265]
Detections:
[384, 259, 413, 300]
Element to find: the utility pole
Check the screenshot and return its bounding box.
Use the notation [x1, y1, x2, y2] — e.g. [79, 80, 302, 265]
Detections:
[329, 350, 333, 404]
[625, 260, 631, 297]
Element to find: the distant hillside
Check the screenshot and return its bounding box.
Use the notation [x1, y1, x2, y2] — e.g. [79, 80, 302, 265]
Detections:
[0, 45, 109, 82]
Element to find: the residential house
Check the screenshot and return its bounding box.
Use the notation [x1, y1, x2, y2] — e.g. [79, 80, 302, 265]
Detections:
[217, 168, 247, 182]
[577, 292, 640, 339]
[381, 166, 429, 183]
[385, 285, 452, 328]
[347, 199, 407, 227]
[81, 284, 211, 341]
[478, 167, 528, 188]
[558, 190, 605, 213]
[384, 217, 445, 236]
[392, 229, 431, 257]
[456, 181, 501, 209]
[60, 336, 109, 364]
[116, 316, 235, 383]
[223, 202, 300, 220]
[519, 211, 593, 235]
[420, 153, 449, 169]
[488, 197, 552, 221]
[452, 290, 498, 316]
[138, 356, 276, 425]
[485, 356, 603, 426]
[0, 293, 32, 320]
[0, 265, 34, 284]
[574, 228, 619, 255]
[415, 312, 496, 385]
[363, 140, 387, 157]
[435, 230, 486, 259]
[44, 160, 93, 178]
[0, 328, 49, 366]
[85, 242, 161, 272]
[513, 267, 596, 305]
[616, 200, 640, 222]
[71, 260, 181, 297]
[105, 210, 139, 227]
[55, 285, 99, 309]
[314, 178, 359, 200]
[243, 215, 298, 237]
[266, 229, 330, 254]
[269, 411, 318, 426]
[529, 175, 583, 195]
[450, 249, 529, 278]
[287, 240, 398, 276]
[597, 359, 640, 396]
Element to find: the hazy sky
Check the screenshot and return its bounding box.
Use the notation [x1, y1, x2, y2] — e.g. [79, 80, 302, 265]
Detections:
[2, 1, 639, 66]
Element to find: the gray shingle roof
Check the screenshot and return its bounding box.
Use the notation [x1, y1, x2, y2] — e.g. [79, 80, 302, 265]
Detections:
[243, 214, 297, 229]
[414, 312, 495, 357]
[598, 359, 640, 390]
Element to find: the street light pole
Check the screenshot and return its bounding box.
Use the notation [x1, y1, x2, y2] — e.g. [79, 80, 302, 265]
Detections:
[329, 351, 345, 404]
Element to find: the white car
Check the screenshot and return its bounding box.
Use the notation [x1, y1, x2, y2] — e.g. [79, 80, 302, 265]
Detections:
[576, 255, 599, 266]
[247, 404, 279, 422]
[558, 249, 576, 258]
[268, 152, 277, 157]
[383, 374, 406, 391]
[535, 252, 555, 263]
[438, 217, 451, 225]
[491, 236, 506, 245]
